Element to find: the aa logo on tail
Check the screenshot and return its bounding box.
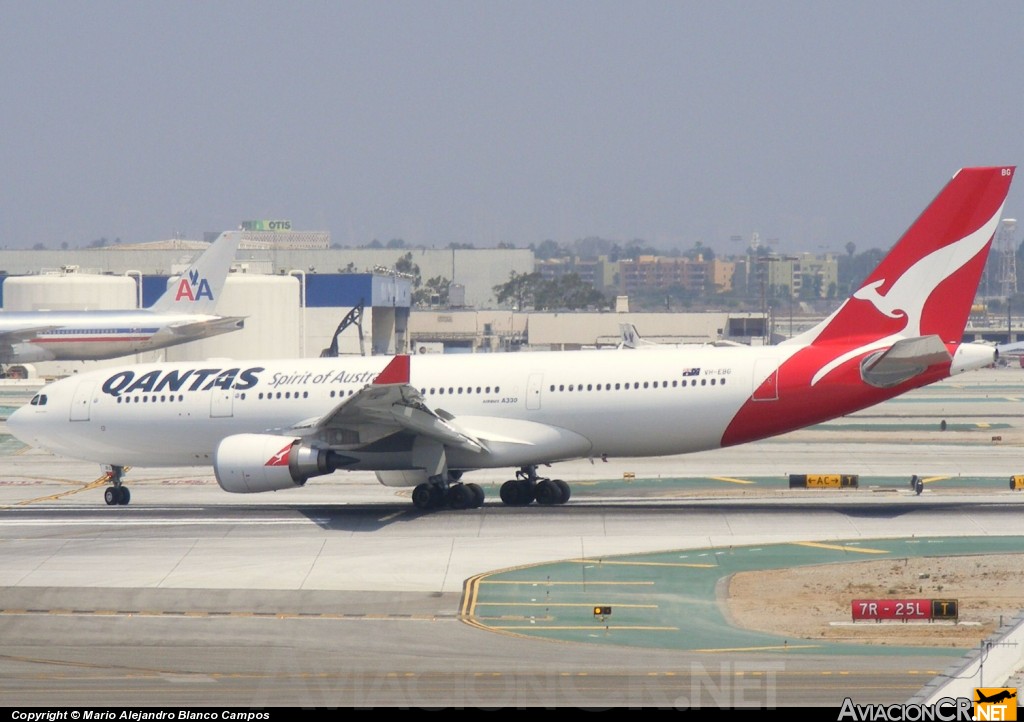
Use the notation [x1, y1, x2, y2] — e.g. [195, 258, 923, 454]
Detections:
[174, 269, 215, 302]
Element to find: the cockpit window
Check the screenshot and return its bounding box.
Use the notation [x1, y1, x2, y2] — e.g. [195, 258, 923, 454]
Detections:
[29, 394, 47, 406]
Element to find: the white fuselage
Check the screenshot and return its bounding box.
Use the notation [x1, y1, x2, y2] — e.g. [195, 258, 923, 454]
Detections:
[9, 346, 800, 468]
[0, 309, 238, 363]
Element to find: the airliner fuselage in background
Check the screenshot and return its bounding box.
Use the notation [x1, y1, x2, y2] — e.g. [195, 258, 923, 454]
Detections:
[0, 231, 243, 365]
[8, 166, 1016, 509]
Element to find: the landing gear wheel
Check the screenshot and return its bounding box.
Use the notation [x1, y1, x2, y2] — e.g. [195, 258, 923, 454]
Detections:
[499, 466, 572, 506]
[448, 484, 473, 510]
[516, 479, 534, 504]
[534, 479, 562, 506]
[466, 483, 485, 508]
[497, 479, 528, 507]
[104, 486, 130, 505]
[412, 483, 438, 510]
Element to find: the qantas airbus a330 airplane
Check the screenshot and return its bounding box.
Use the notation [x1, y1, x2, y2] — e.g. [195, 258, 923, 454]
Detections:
[8, 166, 1016, 508]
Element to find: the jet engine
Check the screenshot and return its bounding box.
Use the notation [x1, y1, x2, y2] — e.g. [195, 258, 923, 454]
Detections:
[214, 433, 349, 493]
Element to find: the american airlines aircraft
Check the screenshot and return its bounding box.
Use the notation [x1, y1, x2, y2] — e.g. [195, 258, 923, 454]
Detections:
[0, 231, 243, 366]
[8, 166, 1015, 508]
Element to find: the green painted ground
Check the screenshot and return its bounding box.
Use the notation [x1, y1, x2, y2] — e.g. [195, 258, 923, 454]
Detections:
[466, 536, 1023, 656]
[566, 474, 1023, 495]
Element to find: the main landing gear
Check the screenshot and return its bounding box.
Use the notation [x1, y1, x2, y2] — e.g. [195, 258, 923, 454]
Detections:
[102, 465, 131, 506]
[499, 466, 570, 507]
[411, 474, 485, 511]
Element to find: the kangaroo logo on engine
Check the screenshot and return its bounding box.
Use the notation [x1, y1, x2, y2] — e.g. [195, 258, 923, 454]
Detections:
[266, 443, 293, 467]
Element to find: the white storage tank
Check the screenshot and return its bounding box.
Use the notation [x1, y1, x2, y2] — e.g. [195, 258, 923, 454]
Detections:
[3, 272, 138, 311]
[164, 274, 301, 361]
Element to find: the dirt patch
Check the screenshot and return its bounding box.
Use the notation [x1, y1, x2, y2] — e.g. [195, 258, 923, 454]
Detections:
[726, 554, 1024, 647]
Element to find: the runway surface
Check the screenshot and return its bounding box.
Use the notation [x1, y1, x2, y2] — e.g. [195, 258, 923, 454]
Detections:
[1, 367, 1023, 707]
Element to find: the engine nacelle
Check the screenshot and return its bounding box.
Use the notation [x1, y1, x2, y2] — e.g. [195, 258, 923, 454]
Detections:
[950, 342, 997, 375]
[214, 433, 344, 493]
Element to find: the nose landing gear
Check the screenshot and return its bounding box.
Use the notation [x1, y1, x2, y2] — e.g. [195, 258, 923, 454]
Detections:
[102, 465, 131, 506]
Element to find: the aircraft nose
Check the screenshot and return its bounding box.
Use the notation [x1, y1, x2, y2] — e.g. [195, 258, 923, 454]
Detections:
[7, 401, 36, 445]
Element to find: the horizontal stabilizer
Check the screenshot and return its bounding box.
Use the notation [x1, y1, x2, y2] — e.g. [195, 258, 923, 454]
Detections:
[860, 335, 952, 388]
[167, 316, 246, 337]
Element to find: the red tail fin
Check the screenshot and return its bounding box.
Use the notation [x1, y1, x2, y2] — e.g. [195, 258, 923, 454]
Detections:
[803, 166, 1014, 345]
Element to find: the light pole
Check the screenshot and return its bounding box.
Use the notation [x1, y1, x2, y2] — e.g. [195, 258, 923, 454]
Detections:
[758, 255, 800, 342]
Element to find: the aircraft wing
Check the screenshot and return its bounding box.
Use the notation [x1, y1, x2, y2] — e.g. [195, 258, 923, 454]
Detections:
[0, 325, 61, 364]
[296, 382, 485, 454]
[0, 325, 62, 345]
[286, 356, 484, 454]
[860, 335, 952, 388]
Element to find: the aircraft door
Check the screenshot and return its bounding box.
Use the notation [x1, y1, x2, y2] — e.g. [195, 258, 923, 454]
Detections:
[751, 358, 779, 401]
[210, 388, 234, 418]
[70, 382, 95, 422]
[526, 372, 543, 410]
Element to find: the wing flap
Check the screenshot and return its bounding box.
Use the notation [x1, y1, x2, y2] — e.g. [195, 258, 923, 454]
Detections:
[304, 381, 484, 453]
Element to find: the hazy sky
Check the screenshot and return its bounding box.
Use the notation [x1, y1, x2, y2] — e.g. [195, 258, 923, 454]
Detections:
[2, 1, 1023, 254]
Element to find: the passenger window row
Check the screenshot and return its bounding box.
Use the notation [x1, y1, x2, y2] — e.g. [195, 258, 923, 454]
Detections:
[548, 377, 725, 392]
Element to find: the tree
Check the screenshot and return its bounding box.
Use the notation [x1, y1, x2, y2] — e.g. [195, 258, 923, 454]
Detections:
[493, 272, 608, 311]
[531, 239, 565, 260]
[394, 252, 420, 280]
[683, 241, 713, 261]
[572, 236, 613, 259]
[543, 273, 608, 310]
[414, 276, 451, 306]
[493, 271, 545, 310]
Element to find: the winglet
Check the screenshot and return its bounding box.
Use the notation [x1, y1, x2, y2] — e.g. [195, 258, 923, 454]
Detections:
[373, 355, 410, 385]
[148, 231, 240, 314]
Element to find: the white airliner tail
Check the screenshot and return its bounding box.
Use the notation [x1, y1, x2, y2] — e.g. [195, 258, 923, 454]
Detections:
[148, 231, 240, 314]
[618, 323, 656, 349]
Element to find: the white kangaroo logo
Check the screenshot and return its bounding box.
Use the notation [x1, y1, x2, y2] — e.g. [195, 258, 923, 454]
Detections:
[851, 220, 995, 337]
[810, 207, 1003, 386]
